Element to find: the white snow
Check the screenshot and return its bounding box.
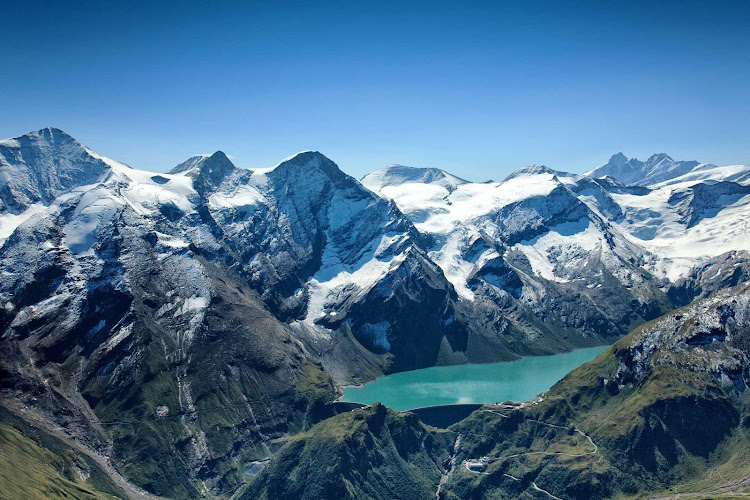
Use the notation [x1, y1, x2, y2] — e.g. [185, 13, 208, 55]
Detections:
[606, 183, 750, 280]
[208, 183, 265, 209]
[63, 187, 123, 255]
[175, 295, 209, 316]
[300, 227, 410, 331]
[154, 231, 190, 249]
[366, 169, 566, 299]
[82, 146, 131, 170]
[650, 164, 750, 188]
[104, 323, 134, 354]
[0, 204, 48, 244]
[109, 163, 195, 215]
[374, 172, 561, 236]
[514, 219, 601, 283]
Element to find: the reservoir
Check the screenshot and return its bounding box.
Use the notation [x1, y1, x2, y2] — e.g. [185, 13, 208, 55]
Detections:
[342, 345, 608, 411]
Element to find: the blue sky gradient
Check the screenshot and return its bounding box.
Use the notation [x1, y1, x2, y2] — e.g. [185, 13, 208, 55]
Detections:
[3, 0, 749, 180]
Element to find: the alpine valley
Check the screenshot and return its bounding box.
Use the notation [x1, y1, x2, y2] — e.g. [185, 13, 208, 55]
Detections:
[1, 127, 749, 499]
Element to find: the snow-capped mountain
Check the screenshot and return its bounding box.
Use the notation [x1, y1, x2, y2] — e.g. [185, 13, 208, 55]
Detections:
[585, 151, 750, 187]
[572, 156, 750, 292]
[0, 129, 516, 496]
[2, 127, 750, 497]
[363, 165, 670, 343]
[363, 155, 750, 342]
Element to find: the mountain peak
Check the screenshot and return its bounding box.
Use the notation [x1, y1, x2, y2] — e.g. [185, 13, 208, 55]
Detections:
[586, 153, 644, 185]
[607, 152, 629, 165]
[0, 127, 79, 148]
[173, 151, 239, 196]
[644, 153, 674, 166]
[169, 155, 209, 174]
[201, 150, 235, 172]
[36, 126, 75, 140]
[169, 151, 235, 175]
[269, 150, 346, 182]
[0, 127, 112, 212]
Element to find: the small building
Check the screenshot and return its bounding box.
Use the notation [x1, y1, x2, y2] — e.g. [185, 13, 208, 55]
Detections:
[465, 460, 487, 472]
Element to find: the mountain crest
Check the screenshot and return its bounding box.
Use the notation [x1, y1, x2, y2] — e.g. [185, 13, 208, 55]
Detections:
[585, 151, 706, 186]
[169, 155, 209, 174]
[269, 150, 347, 183]
[361, 164, 468, 193]
[0, 127, 112, 213]
[644, 153, 674, 167]
[504, 164, 571, 181]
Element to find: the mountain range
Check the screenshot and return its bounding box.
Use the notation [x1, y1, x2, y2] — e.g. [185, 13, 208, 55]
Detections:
[1, 127, 749, 498]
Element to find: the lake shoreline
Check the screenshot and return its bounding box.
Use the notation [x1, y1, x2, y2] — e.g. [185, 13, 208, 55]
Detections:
[340, 345, 610, 411]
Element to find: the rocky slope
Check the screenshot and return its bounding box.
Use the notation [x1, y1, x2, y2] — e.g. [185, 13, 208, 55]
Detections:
[0, 131, 340, 497]
[0, 129, 519, 497]
[252, 282, 750, 499]
[443, 281, 750, 499]
[241, 403, 454, 500]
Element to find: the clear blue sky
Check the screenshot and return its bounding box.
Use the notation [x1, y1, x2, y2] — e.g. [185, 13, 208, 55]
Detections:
[3, 0, 749, 180]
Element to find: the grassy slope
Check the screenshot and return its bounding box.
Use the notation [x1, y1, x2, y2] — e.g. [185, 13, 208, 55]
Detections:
[244, 286, 750, 500]
[243, 403, 455, 500]
[0, 424, 118, 500]
[444, 297, 750, 499]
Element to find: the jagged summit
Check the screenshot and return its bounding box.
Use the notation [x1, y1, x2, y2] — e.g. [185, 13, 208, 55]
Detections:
[585, 153, 644, 185]
[587, 151, 705, 186]
[169, 151, 235, 174]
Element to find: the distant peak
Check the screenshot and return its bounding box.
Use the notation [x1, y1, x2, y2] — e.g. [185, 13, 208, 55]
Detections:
[169, 151, 235, 175]
[272, 150, 316, 166]
[645, 153, 674, 165]
[39, 126, 72, 137]
[361, 164, 468, 192]
[0, 127, 111, 212]
[30, 127, 74, 139]
[194, 151, 236, 176]
[381, 164, 466, 181]
[607, 152, 629, 164]
[205, 150, 233, 165]
[511, 164, 553, 175]
[504, 164, 570, 181]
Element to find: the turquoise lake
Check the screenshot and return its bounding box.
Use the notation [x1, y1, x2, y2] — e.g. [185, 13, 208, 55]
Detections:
[342, 346, 608, 411]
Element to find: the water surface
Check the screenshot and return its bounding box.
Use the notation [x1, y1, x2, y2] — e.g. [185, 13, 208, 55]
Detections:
[342, 346, 608, 411]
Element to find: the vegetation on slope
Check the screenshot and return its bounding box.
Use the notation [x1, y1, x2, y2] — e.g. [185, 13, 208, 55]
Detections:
[242, 403, 455, 500]
[443, 284, 750, 499]
[247, 284, 750, 500]
[0, 424, 118, 500]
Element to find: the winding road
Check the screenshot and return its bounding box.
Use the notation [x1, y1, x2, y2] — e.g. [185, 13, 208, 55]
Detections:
[459, 404, 599, 499]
